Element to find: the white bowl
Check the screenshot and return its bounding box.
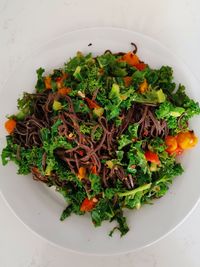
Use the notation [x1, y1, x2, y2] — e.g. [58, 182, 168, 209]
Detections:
[0, 28, 200, 255]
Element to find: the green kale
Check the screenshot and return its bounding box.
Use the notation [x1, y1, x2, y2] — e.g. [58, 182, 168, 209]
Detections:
[127, 141, 149, 175]
[172, 84, 200, 118]
[124, 191, 143, 209]
[92, 126, 103, 141]
[167, 116, 179, 130]
[109, 83, 121, 101]
[80, 124, 103, 141]
[40, 120, 73, 175]
[155, 101, 186, 131]
[131, 70, 146, 88]
[91, 198, 114, 227]
[131, 88, 166, 105]
[64, 52, 92, 74]
[116, 150, 124, 161]
[155, 101, 185, 119]
[118, 134, 132, 150]
[128, 123, 139, 139]
[97, 52, 127, 77]
[65, 52, 103, 96]
[1, 136, 18, 166]
[73, 99, 90, 114]
[88, 174, 102, 197]
[35, 67, 45, 92]
[77, 65, 103, 95]
[80, 124, 92, 135]
[148, 137, 166, 153]
[1, 135, 44, 175]
[51, 69, 63, 80]
[60, 185, 86, 216]
[109, 210, 129, 237]
[60, 204, 73, 221]
[156, 162, 184, 185]
[145, 66, 176, 94]
[97, 52, 116, 69]
[105, 103, 120, 121]
[118, 183, 152, 207]
[16, 93, 35, 120]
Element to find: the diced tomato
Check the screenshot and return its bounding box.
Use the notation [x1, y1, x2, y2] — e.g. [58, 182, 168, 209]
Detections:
[56, 74, 68, 88]
[123, 76, 132, 87]
[177, 131, 198, 149]
[91, 165, 97, 174]
[55, 76, 62, 82]
[76, 150, 84, 156]
[55, 73, 68, 82]
[80, 197, 98, 212]
[145, 151, 160, 164]
[143, 129, 149, 136]
[85, 97, 101, 109]
[134, 63, 147, 71]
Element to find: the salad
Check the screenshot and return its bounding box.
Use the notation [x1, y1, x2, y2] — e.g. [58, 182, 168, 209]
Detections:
[2, 45, 200, 236]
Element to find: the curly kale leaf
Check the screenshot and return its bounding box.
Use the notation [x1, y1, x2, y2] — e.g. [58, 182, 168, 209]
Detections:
[172, 84, 200, 118]
[35, 67, 45, 92]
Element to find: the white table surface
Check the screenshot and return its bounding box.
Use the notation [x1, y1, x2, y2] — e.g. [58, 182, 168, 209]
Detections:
[0, 0, 200, 266]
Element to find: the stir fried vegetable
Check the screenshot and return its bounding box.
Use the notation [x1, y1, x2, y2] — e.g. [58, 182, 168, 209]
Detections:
[1, 45, 200, 236]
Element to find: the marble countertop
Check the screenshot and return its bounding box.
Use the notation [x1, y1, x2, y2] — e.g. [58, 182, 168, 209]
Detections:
[1, 0, 200, 266]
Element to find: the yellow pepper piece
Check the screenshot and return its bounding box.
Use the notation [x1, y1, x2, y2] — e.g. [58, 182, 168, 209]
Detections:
[53, 100, 62, 111]
[77, 167, 86, 180]
[139, 79, 148, 93]
[44, 76, 51, 89]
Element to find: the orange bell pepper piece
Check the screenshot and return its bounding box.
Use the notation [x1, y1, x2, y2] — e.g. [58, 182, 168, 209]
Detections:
[44, 76, 52, 89]
[80, 197, 98, 212]
[77, 167, 86, 180]
[145, 151, 160, 164]
[58, 87, 71, 95]
[120, 52, 140, 66]
[5, 119, 16, 134]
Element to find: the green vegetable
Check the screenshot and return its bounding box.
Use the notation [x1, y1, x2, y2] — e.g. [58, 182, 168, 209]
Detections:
[148, 137, 166, 153]
[60, 205, 73, 221]
[91, 198, 114, 227]
[88, 174, 102, 197]
[73, 66, 82, 80]
[132, 88, 166, 104]
[128, 124, 139, 139]
[109, 210, 129, 237]
[127, 141, 149, 176]
[118, 183, 152, 197]
[118, 134, 132, 150]
[156, 101, 185, 119]
[16, 93, 35, 120]
[155, 101, 186, 131]
[35, 68, 45, 92]
[109, 83, 120, 100]
[172, 84, 200, 118]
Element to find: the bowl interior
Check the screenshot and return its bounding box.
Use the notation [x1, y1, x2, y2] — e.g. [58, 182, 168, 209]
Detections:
[0, 28, 200, 255]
